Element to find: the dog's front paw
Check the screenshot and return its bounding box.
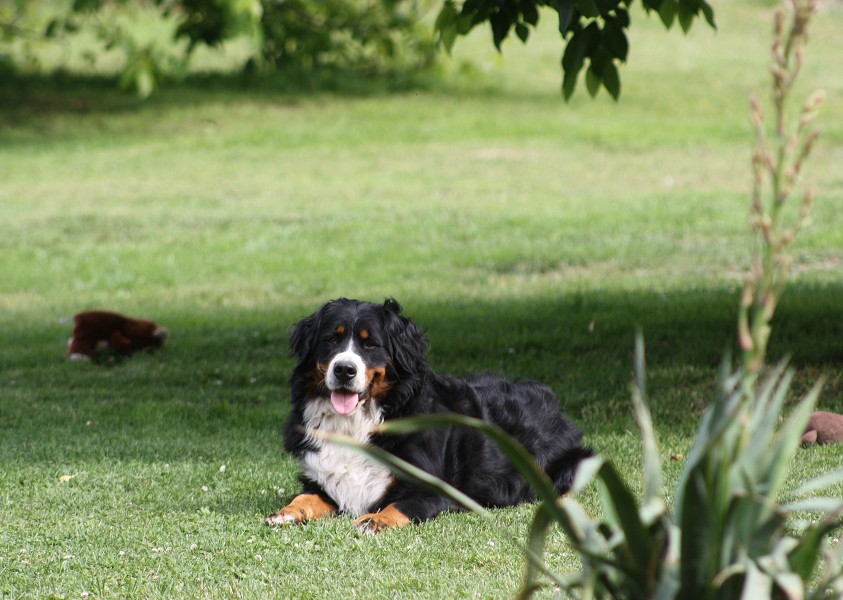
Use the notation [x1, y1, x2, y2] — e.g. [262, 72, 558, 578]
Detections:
[353, 504, 411, 534]
[265, 508, 305, 526]
[265, 493, 337, 527]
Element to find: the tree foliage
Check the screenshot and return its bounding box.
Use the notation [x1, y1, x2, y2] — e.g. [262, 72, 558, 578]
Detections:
[0, 0, 435, 96]
[435, 0, 715, 100]
[1, 0, 715, 99]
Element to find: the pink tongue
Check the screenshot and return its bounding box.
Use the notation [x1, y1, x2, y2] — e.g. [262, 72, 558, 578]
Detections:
[330, 390, 359, 415]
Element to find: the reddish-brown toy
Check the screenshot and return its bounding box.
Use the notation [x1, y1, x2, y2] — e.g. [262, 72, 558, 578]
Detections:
[67, 310, 168, 360]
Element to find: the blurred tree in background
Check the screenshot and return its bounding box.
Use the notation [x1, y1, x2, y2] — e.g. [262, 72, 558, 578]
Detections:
[0, 0, 713, 98]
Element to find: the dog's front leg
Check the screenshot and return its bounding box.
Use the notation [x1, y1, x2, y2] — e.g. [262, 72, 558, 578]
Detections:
[265, 493, 337, 526]
[353, 503, 411, 533]
[353, 493, 454, 533]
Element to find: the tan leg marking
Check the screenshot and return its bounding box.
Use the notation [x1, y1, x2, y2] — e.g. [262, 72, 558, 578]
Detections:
[265, 494, 337, 526]
[353, 503, 411, 534]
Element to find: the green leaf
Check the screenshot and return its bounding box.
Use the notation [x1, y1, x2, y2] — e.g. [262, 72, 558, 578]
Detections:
[562, 69, 579, 100]
[456, 14, 475, 35]
[571, 455, 604, 495]
[658, 0, 676, 28]
[562, 28, 587, 72]
[603, 21, 629, 61]
[783, 497, 843, 514]
[677, 1, 695, 32]
[792, 468, 843, 499]
[515, 23, 529, 43]
[595, 460, 655, 578]
[519, 503, 555, 600]
[577, 0, 601, 19]
[602, 61, 620, 100]
[631, 333, 662, 505]
[615, 6, 630, 27]
[585, 66, 600, 97]
[522, 2, 539, 26]
[556, 0, 575, 34]
[577, 0, 600, 19]
[378, 414, 563, 510]
[594, 0, 621, 16]
[678, 470, 712, 591]
[435, 2, 459, 52]
[782, 525, 830, 585]
[760, 382, 822, 505]
[742, 361, 793, 479]
[772, 572, 804, 599]
[741, 561, 773, 598]
[490, 12, 513, 49]
[652, 523, 682, 600]
[699, 0, 716, 28]
[318, 429, 490, 516]
[440, 24, 458, 53]
[434, 2, 458, 33]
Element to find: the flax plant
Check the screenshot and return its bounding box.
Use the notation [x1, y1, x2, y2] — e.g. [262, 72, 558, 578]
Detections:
[738, 0, 826, 378]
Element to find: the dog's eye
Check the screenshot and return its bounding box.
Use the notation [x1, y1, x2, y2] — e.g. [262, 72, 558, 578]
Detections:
[325, 335, 338, 345]
[362, 340, 377, 350]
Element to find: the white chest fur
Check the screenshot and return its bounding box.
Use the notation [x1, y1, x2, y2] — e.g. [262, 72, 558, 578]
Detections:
[300, 398, 392, 517]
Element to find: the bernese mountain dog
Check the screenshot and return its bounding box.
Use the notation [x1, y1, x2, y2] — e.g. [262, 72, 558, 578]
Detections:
[265, 298, 592, 533]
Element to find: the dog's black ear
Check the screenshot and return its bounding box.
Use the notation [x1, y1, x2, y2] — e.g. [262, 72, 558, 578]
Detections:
[289, 308, 322, 368]
[382, 298, 428, 376]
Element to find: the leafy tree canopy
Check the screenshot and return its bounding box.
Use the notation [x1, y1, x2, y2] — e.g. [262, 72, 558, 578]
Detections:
[436, 0, 716, 99]
[0, 0, 715, 99]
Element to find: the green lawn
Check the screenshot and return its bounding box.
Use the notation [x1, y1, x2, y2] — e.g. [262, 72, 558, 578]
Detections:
[1, 2, 842, 598]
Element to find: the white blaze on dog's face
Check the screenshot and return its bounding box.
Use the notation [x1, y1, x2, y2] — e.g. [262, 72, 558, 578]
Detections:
[325, 340, 369, 415]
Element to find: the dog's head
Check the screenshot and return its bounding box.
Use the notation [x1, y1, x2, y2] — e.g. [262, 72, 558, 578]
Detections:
[290, 298, 428, 415]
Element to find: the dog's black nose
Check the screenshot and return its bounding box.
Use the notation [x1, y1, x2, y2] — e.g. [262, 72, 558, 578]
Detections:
[333, 361, 357, 383]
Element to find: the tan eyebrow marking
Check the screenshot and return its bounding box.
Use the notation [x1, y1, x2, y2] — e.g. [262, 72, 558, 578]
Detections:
[335, 325, 346, 335]
[359, 328, 369, 339]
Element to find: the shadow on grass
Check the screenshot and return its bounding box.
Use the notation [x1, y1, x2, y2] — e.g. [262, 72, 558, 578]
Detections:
[5, 282, 842, 404]
[2, 283, 841, 517]
[0, 62, 494, 130]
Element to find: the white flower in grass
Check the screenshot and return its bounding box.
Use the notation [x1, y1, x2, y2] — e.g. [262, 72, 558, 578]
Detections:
[219, 465, 226, 473]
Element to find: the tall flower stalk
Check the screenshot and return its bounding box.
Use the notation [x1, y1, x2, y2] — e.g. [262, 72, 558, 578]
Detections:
[738, 0, 825, 379]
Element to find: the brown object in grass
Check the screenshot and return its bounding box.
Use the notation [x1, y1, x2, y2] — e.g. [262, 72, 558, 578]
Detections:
[801, 411, 843, 446]
[67, 310, 168, 360]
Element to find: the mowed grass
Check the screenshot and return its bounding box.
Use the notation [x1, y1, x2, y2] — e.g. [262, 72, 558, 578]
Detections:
[2, 1, 843, 598]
